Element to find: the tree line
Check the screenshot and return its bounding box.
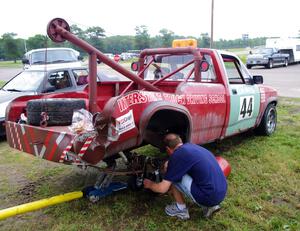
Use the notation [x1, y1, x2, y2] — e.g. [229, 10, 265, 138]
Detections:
[0, 24, 266, 62]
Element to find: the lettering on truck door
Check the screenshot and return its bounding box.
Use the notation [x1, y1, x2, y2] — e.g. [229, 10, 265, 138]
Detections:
[222, 55, 260, 136]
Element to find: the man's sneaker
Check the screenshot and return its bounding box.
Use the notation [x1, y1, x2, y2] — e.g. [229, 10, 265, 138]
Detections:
[165, 203, 190, 220]
[202, 205, 221, 219]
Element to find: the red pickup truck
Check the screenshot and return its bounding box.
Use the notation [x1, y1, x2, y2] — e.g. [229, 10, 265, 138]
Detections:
[5, 18, 277, 170]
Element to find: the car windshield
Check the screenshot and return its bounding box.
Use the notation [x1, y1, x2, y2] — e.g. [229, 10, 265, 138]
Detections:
[31, 50, 78, 64]
[3, 71, 45, 92]
[253, 48, 273, 54]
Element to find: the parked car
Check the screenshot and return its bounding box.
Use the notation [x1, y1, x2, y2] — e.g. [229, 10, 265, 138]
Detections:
[246, 48, 289, 69]
[22, 48, 83, 69]
[0, 66, 99, 136]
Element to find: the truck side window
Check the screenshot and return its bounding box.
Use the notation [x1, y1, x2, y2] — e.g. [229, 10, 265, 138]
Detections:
[223, 57, 251, 84]
[48, 71, 72, 90]
[200, 54, 216, 82]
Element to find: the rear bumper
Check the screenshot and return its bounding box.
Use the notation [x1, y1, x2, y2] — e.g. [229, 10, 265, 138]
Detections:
[5, 121, 105, 164]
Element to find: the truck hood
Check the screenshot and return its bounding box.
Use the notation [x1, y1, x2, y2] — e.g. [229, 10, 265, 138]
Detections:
[247, 54, 265, 59]
[0, 89, 35, 118]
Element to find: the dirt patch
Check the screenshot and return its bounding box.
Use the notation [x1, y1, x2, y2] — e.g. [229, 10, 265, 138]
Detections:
[17, 177, 48, 203]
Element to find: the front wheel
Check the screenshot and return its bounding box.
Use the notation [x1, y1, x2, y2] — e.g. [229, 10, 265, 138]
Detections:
[255, 104, 277, 136]
[246, 64, 252, 69]
[267, 59, 273, 69]
[284, 58, 288, 67]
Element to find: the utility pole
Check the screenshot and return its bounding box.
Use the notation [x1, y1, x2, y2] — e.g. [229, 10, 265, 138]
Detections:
[210, 0, 214, 48]
[23, 39, 27, 53]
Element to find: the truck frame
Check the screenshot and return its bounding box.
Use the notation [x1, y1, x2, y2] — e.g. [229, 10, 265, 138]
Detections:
[5, 18, 277, 181]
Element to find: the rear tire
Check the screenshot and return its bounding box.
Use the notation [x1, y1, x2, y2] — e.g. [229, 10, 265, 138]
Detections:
[27, 98, 86, 126]
[255, 104, 277, 136]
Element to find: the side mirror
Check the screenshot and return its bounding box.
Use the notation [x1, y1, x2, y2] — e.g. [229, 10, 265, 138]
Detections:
[253, 75, 263, 84]
[131, 62, 139, 71]
[22, 58, 29, 64]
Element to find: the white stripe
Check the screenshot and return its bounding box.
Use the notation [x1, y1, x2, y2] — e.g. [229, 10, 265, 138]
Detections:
[33, 145, 39, 156]
[20, 124, 26, 135]
[39, 145, 46, 158]
[9, 123, 16, 149]
[56, 132, 66, 145]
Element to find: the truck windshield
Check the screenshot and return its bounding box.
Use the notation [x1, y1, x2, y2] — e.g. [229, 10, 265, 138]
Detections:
[3, 71, 45, 92]
[144, 54, 194, 80]
[31, 50, 78, 64]
[254, 48, 273, 54]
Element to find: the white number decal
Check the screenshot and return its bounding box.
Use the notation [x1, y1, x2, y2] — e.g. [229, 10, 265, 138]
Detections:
[238, 96, 254, 120]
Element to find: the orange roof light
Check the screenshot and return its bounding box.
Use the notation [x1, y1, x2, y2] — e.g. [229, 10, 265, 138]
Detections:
[172, 39, 197, 48]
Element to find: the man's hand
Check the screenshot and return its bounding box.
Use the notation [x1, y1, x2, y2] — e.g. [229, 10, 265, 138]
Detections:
[143, 179, 172, 194]
[143, 178, 153, 189]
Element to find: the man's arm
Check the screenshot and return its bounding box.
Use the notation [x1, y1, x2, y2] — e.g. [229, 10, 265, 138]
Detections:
[143, 179, 172, 194]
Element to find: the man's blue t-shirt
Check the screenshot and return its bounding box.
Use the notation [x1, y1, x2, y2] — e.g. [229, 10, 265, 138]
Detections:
[164, 143, 227, 207]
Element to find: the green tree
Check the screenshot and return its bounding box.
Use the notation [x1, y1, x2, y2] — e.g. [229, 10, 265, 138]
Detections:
[103, 35, 134, 54]
[198, 33, 210, 48]
[26, 34, 49, 50]
[70, 24, 87, 40]
[85, 26, 106, 51]
[159, 28, 174, 47]
[134, 25, 150, 50]
[1, 33, 21, 62]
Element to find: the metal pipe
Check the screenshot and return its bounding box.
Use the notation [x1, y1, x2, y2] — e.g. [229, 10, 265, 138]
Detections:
[210, 0, 214, 48]
[52, 25, 160, 92]
[89, 52, 98, 113]
[0, 191, 83, 220]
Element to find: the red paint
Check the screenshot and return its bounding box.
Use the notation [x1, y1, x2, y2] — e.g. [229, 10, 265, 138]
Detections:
[216, 156, 231, 177]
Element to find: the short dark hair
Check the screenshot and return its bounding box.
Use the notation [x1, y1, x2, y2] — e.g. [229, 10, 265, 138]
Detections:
[163, 133, 182, 149]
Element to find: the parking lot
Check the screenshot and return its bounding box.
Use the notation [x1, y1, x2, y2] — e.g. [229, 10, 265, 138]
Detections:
[249, 64, 300, 98]
[0, 64, 299, 98]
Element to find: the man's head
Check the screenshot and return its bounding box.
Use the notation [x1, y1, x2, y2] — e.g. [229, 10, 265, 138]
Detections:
[163, 133, 183, 155]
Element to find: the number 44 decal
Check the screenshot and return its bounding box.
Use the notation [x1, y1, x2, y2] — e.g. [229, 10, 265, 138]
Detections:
[238, 96, 254, 120]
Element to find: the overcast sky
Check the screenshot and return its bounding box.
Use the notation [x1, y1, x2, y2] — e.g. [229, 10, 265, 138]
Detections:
[1, 0, 299, 40]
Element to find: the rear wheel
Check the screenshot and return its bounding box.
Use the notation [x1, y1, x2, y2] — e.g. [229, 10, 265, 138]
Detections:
[255, 104, 277, 136]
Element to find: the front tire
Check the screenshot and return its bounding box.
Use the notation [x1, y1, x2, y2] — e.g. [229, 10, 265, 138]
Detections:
[267, 59, 273, 69]
[255, 104, 277, 136]
[284, 58, 288, 67]
[246, 64, 252, 69]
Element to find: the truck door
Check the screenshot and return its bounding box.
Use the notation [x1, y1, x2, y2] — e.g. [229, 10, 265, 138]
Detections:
[222, 55, 260, 136]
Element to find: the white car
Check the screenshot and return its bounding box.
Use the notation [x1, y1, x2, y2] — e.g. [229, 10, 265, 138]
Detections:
[22, 47, 83, 69]
[0, 66, 95, 136]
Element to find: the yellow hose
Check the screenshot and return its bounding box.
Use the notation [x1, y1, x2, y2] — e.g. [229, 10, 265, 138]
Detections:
[0, 191, 83, 220]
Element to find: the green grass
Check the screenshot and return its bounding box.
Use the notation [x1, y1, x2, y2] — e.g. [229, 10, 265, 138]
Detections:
[0, 80, 5, 88]
[0, 97, 299, 231]
[0, 60, 22, 68]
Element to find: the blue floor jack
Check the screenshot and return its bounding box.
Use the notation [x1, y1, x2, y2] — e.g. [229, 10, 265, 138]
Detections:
[82, 164, 128, 202]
